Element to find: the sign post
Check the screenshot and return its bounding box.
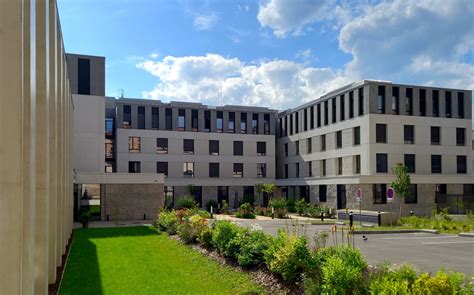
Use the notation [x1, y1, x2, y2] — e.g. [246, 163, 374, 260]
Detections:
[387, 187, 394, 227]
[357, 187, 363, 226]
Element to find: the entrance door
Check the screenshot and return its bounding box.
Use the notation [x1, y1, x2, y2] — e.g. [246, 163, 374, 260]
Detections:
[337, 185, 346, 209]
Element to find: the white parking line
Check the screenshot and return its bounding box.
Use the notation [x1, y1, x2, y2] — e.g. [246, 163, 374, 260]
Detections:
[381, 236, 458, 240]
[421, 241, 474, 245]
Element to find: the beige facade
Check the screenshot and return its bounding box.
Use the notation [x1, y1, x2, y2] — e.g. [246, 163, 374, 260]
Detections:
[0, 0, 73, 293]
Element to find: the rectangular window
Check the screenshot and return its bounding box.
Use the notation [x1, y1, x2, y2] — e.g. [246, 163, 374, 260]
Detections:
[105, 140, 113, 160]
[284, 143, 288, 157]
[404, 154, 416, 173]
[233, 163, 243, 178]
[209, 163, 219, 178]
[284, 116, 288, 137]
[404, 125, 415, 144]
[405, 184, 417, 204]
[77, 58, 90, 95]
[419, 89, 426, 116]
[322, 159, 326, 176]
[295, 112, 299, 134]
[252, 113, 258, 134]
[332, 98, 337, 123]
[216, 111, 223, 133]
[257, 163, 266, 178]
[377, 86, 386, 114]
[457, 155, 467, 174]
[123, 105, 131, 128]
[358, 88, 364, 116]
[264, 113, 270, 134]
[431, 155, 442, 173]
[233, 141, 243, 156]
[458, 92, 464, 118]
[324, 101, 329, 125]
[152, 107, 159, 129]
[289, 114, 294, 135]
[204, 110, 211, 132]
[156, 138, 168, 154]
[456, 128, 465, 146]
[337, 157, 343, 175]
[295, 163, 300, 178]
[156, 162, 168, 177]
[128, 161, 140, 173]
[128, 137, 141, 153]
[432, 90, 439, 117]
[295, 141, 300, 156]
[229, 112, 235, 133]
[307, 138, 312, 154]
[373, 184, 387, 204]
[355, 155, 361, 174]
[279, 118, 283, 138]
[317, 104, 321, 127]
[392, 87, 399, 114]
[308, 161, 313, 177]
[376, 124, 387, 143]
[284, 164, 288, 179]
[303, 108, 308, 131]
[406, 88, 413, 115]
[209, 140, 219, 155]
[431, 126, 441, 145]
[319, 185, 327, 202]
[310, 106, 315, 129]
[240, 113, 247, 133]
[191, 109, 198, 131]
[354, 126, 360, 146]
[349, 91, 354, 118]
[165, 108, 172, 130]
[376, 153, 388, 173]
[336, 130, 342, 149]
[105, 118, 114, 138]
[183, 139, 194, 154]
[137, 106, 145, 129]
[445, 91, 452, 118]
[178, 109, 185, 131]
[340, 95, 345, 121]
[321, 134, 326, 151]
[257, 142, 266, 156]
[183, 162, 194, 178]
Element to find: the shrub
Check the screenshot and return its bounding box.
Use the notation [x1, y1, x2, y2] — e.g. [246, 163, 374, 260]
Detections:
[235, 203, 256, 219]
[156, 210, 178, 235]
[190, 208, 211, 219]
[255, 206, 269, 217]
[370, 275, 410, 295]
[412, 271, 453, 294]
[242, 194, 255, 206]
[369, 264, 416, 295]
[295, 198, 309, 216]
[205, 199, 218, 212]
[446, 271, 473, 294]
[269, 197, 288, 218]
[177, 196, 196, 209]
[286, 198, 296, 213]
[225, 228, 272, 267]
[212, 221, 240, 254]
[220, 200, 229, 214]
[308, 204, 322, 218]
[177, 215, 208, 244]
[198, 227, 214, 248]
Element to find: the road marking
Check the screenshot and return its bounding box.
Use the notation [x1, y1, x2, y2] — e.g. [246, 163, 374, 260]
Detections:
[381, 236, 457, 240]
[421, 241, 474, 245]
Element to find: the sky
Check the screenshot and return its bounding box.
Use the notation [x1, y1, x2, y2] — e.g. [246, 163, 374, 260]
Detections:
[58, 0, 473, 118]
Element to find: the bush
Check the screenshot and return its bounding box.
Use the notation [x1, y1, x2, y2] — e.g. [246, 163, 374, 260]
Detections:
[156, 210, 178, 234]
[177, 215, 208, 244]
[198, 227, 214, 248]
[255, 206, 270, 217]
[190, 208, 210, 219]
[412, 271, 453, 294]
[220, 200, 229, 214]
[177, 196, 197, 209]
[212, 221, 240, 254]
[225, 228, 272, 267]
[308, 204, 322, 218]
[295, 198, 309, 216]
[242, 194, 255, 206]
[269, 197, 288, 218]
[205, 200, 218, 212]
[369, 264, 416, 295]
[235, 203, 256, 219]
[286, 198, 296, 213]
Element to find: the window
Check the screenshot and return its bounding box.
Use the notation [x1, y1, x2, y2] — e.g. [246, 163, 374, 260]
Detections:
[165, 108, 172, 130]
[340, 95, 345, 121]
[337, 157, 342, 175]
[209, 140, 219, 155]
[138, 106, 145, 129]
[204, 110, 211, 132]
[307, 138, 312, 154]
[419, 89, 426, 116]
[354, 126, 360, 146]
[456, 128, 465, 146]
[431, 126, 441, 145]
[289, 114, 294, 135]
[317, 104, 321, 127]
[178, 109, 185, 131]
[257, 142, 266, 156]
[458, 92, 464, 118]
[252, 113, 258, 134]
[445, 91, 452, 118]
[123, 105, 131, 128]
[358, 88, 364, 116]
[332, 98, 337, 123]
[257, 163, 266, 178]
[233, 163, 243, 178]
[310, 106, 315, 129]
[228, 112, 235, 133]
[240, 113, 247, 133]
[152, 107, 159, 129]
[373, 184, 387, 204]
[209, 163, 219, 178]
[295, 141, 300, 155]
[284, 164, 288, 179]
[279, 118, 283, 138]
[376, 153, 388, 173]
[78, 58, 90, 95]
[321, 134, 326, 151]
[308, 161, 313, 177]
[264, 113, 270, 134]
[404, 125, 414, 144]
[336, 131, 342, 149]
[191, 110, 198, 131]
[392, 87, 399, 114]
[303, 108, 308, 131]
[431, 155, 442, 173]
[157, 162, 168, 177]
[105, 118, 114, 138]
[349, 91, 354, 118]
[377, 86, 385, 114]
[233, 141, 243, 156]
[432, 90, 439, 117]
[156, 138, 168, 154]
[355, 155, 361, 174]
[321, 159, 326, 176]
[183, 139, 194, 154]
[406, 88, 413, 115]
[183, 162, 194, 177]
[319, 185, 327, 202]
[457, 155, 467, 174]
[295, 112, 299, 133]
[404, 154, 416, 173]
[295, 163, 300, 178]
[105, 139, 113, 158]
[128, 137, 141, 153]
[324, 101, 329, 125]
[376, 124, 387, 143]
[284, 143, 288, 157]
[216, 111, 223, 133]
[284, 116, 288, 137]
[128, 161, 141, 173]
[405, 184, 417, 204]
[105, 160, 113, 173]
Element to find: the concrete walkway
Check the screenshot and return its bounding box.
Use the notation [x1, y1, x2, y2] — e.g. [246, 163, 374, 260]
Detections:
[73, 220, 153, 229]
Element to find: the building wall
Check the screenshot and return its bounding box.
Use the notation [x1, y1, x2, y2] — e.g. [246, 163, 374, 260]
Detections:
[66, 53, 105, 96]
[0, 0, 73, 293]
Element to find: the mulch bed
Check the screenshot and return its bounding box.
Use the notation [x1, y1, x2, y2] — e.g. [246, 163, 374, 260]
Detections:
[48, 233, 74, 295]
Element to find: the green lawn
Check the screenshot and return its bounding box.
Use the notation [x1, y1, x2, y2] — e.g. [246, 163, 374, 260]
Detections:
[59, 226, 264, 294]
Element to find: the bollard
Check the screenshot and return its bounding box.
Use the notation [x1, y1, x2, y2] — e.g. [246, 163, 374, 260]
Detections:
[410, 210, 414, 216]
[272, 207, 275, 219]
[349, 211, 353, 228]
[210, 206, 214, 219]
[320, 211, 324, 222]
[377, 211, 381, 226]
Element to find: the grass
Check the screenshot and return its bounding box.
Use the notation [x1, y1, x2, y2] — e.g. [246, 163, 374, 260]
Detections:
[59, 226, 264, 294]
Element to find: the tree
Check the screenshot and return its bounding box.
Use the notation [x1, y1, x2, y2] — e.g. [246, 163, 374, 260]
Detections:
[391, 163, 411, 218]
[256, 183, 276, 206]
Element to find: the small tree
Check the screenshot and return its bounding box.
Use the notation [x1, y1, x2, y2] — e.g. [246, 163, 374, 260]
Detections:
[391, 163, 411, 218]
[256, 183, 276, 205]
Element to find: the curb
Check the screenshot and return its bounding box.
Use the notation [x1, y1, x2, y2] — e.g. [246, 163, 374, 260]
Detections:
[354, 229, 439, 234]
[458, 233, 474, 238]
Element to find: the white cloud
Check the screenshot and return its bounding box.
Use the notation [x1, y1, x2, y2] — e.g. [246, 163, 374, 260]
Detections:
[193, 13, 218, 30]
[136, 54, 349, 109]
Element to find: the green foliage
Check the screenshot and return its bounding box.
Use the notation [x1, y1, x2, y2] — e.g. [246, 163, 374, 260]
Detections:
[295, 198, 309, 216]
[155, 210, 179, 234]
[412, 271, 453, 294]
[254, 205, 270, 217]
[177, 196, 197, 209]
[308, 204, 322, 218]
[235, 203, 256, 219]
[286, 198, 296, 213]
[242, 194, 255, 206]
[197, 227, 214, 248]
[205, 199, 218, 212]
[191, 208, 211, 219]
[211, 221, 240, 255]
[79, 209, 91, 224]
[391, 163, 411, 217]
[269, 197, 288, 218]
[225, 228, 272, 267]
[398, 214, 474, 234]
[369, 264, 417, 295]
[177, 215, 208, 244]
[220, 200, 229, 214]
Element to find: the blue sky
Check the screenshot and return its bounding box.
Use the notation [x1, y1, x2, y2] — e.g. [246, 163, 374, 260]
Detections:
[58, 0, 473, 115]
